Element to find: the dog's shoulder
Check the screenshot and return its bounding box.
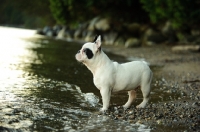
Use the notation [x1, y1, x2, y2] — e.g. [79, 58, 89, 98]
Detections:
[112, 61, 120, 68]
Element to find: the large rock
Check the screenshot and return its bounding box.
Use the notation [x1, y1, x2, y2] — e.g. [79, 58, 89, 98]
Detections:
[103, 31, 118, 45]
[125, 23, 140, 36]
[74, 23, 89, 39]
[161, 21, 177, 43]
[57, 27, 67, 39]
[191, 28, 200, 36]
[74, 28, 83, 39]
[188, 28, 200, 44]
[53, 25, 62, 35]
[142, 28, 167, 45]
[46, 30, 56, 37]
[65, 30, 74, 41]
[114, 37, 125, 46]
[177, 32, 200, 44]
[94, 18, 111, 31]
[42, 26, 56, 37]
[87, 17, 100, 31]
[172, 45, 200, 52]
[139, 24, 149, 35]
[162, 21, 173, 36]
[57, 27, 74, 40]
[125, 38, 140, 48]
[85, 31, 96, 42]
[36, 28, 44, 35]
[42, 26, 51, 35]
[37, 26, 61, 36]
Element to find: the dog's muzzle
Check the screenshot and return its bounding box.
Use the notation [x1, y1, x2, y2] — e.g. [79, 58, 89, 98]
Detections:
[75, 51, 82, 62]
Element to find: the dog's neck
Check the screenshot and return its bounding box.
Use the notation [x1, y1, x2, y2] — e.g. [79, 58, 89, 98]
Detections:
[84, 51, 112, 75]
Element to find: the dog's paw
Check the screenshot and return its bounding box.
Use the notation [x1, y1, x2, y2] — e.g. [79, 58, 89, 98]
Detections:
[122, 105, 130, 110]
[99, 108, 110, 115]
[136, 104, 145, 108]
[99, 108, 108, 113]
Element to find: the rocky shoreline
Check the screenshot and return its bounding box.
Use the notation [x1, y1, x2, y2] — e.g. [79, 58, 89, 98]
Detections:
[37, 17, 200, 48]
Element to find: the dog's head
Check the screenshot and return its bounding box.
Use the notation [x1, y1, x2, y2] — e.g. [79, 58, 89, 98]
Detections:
[75, 35, 102, 64]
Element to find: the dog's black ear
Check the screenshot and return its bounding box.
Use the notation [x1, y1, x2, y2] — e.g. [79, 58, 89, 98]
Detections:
[93, 35, 99, 43]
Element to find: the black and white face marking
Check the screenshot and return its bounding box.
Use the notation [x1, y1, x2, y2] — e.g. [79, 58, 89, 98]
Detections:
[83, 48, 94, 59]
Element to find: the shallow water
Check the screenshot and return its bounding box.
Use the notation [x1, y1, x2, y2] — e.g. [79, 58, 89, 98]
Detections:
[0, 27, 182, 131]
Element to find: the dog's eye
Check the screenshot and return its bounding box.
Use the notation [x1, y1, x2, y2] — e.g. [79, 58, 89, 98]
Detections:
[83, 48, 90, 53]
[83, 48, 93, 59]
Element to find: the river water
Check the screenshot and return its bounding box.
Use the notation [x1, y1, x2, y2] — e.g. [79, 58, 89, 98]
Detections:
[0, 27, 182, 131]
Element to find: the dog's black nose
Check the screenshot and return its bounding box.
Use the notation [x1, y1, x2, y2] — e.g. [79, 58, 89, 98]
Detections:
[77, 50, 80, 53]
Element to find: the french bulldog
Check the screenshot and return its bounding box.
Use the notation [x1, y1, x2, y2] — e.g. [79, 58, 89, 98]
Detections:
[75, 35, 153, 111]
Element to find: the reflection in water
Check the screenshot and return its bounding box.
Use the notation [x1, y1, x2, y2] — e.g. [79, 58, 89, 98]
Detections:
[0, 27, 37, 131]
[0, 27, 36, 94]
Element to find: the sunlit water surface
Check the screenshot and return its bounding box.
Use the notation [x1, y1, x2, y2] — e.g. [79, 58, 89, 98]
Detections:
[0, 27, 182, 131]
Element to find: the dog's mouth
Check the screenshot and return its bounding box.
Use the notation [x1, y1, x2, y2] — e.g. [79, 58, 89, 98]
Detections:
[76, 59, 83, 63]
[75, 53, 84, 62]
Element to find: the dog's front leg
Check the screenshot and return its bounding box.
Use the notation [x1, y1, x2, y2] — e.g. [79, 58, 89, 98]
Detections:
[100, 88, 111, 111]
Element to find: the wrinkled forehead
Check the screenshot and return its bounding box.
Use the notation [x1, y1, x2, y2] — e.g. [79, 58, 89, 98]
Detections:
[82, 42, 94, 50]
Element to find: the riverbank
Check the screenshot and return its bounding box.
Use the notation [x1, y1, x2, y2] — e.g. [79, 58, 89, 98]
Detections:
[101, 44, 200, 131]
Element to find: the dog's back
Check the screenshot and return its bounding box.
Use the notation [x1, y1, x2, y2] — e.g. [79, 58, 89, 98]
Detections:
[111, 61, 152, 92]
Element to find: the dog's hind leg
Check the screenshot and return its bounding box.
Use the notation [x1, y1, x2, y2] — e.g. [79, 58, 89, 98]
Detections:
[123, 90, 137, 109]
[137, 71, 152, 108]
[136, 84, 150, 108]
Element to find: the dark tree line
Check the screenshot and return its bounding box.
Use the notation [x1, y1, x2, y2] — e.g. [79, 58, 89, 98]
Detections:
[0, 0, 54, 28]
[0, 0, 200, 29]
[140, 0, 200, 28]
[49, 0, 148, 25]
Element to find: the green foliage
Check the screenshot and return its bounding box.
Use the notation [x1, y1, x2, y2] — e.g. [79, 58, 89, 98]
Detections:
[0, 0, 55, 28]
[49, 0, 147, 26]
[49, 0, 100, 25]
[140, 0, 200, 29]
[49, 0, 69, 24]
[1, 0, 200, 29]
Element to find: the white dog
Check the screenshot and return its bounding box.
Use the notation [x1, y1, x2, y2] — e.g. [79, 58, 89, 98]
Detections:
[75, 35, 153, 111]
